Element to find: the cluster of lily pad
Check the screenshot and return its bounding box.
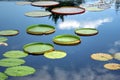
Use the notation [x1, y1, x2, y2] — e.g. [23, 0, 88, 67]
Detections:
[0, 50, 36, 79]
[91, 52, 120, 70]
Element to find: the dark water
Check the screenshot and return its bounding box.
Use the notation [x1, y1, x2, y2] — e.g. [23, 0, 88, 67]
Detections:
[0, 0, 120, 80]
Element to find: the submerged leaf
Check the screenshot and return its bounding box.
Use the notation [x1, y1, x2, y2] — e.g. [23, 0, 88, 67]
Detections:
[3, 50, 28, 58]
[104, 63, 120, 70]
[91, 53, 113, 61]
[0, 58, 25, 67]
[5, 66, 36, 76]
[0, 72, 8, 80]
[44, 50, 67, 59]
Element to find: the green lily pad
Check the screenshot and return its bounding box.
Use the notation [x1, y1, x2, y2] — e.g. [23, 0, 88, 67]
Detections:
[0, 72, 8, 80]
[3, 50, 28, 58]
[51, 6, 85, 15]
[44, 50, 67, 59]
[31, 1, 59, 7]
[23, 42, 54, 55]
[0, 30, 19, 36]
[85, 7, 105, 12]
[91, 53, 113, 61]
[53, 34, 80, 45]
[27, 24, 55, 35]
[5, 66, 36, 76]
[75, 28, 98, 36]
[0, 37, 8, 42]
[25, 10, 52, 17]
[113, 52, 120, 60]
[16, 1, 32, 5]
[0, 58, 25, 67]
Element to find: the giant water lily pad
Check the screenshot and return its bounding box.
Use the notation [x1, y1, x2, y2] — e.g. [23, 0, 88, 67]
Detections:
[51, 6, 85, 15]
[25, 10, 52, 17]
[23, 42, 54, 54]
[31, 1, 59, 7]
[91, 53, 113, 61]
[53, 34, 80, 45]
[0, 58, 25, 67]
[0, 72, 8, 80]
[75, 28, 98, 36]
[5, 66, 36, 76]
[85, 7, 105, 12]
[44, 50, 67, 59]
[27, 24, 55, 35]
[0, 37, 8, 42]
[16, 1, 32, 5]
[0, 30, 19, 36]
[113, 52, 120, 60]
[3, 50, 28, 58]
[104, 63, 120, 70]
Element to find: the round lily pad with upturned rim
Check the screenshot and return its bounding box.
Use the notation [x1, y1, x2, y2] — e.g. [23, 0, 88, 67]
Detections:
[104, 63, 120, 70]
[0, 37, 8, 42]
[91, 53, 113, 61]
[0, 30, 19, 36]
[26, 24, 55, 35]
[51, 6, 85, 15]
[25, 10, 52, 17]
[23, 42, 54, 55]
[0, 58, 25, 67]
[0, 72, 8, 80]
[44, 50, 67, 59]
[113, 52, 120, 60]
[75, 28, 98, 36]
[16, 1, 32, 5]
[3, 50, 28, 58]
[31, 1, 59, 7]
[53, 34, 80, 45]
[5, 66, 36, 76]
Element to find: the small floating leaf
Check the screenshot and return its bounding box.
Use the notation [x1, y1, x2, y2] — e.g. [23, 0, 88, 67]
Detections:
[104, 63, 120, 70]
[53, 34, 80, 45]
[44, 50, 67, 59]
[5, 66, 36, 76]
[85, 7, 105, 12]
[0, 30, 19, 36]
[51, 6, 85, 15]
[25, 10, 52, 17]
[16, 1, 32, 5]
[113, 52, 120, 60]
[91, 53, 113, 61]
[27, 24, 55, 35]
[0, 72, 8, 80]
[31, 1, 59, 7]
[23, 42, 54, 55]
[0, 58, 25, 67]
[75, 28, 98, 36]
[3, 50, 28, 58]
[0, 37, 8, 42]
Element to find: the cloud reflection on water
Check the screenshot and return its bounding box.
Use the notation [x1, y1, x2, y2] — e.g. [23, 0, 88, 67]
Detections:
[9, 66, 120, 80]
[58, 18, 112, 30]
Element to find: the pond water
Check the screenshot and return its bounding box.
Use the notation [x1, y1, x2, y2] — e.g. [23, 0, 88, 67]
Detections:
[0, 0, 120, 80]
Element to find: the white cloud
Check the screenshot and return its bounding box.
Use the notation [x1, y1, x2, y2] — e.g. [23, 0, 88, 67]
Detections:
[58, 18, 112, 30]
[9, 66, 120, 80]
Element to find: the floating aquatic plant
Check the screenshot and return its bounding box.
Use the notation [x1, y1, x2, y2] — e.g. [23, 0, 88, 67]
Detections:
[104, 63, 120, 70]
[25, 10, 52, 17]
[0, 72, 8, 80]
[26, 24, 55, 35]
[75, 28, 98, 36]
[85, 6, 105, 12]
[5, 66, 36, 76]
[31, 1, 59, 7]
[113, 52, 120, 60]
[0, 30, 19, 36]
[53, 34, 80, 45]
[44, 50, 67, 59]
[23, 42, 54, 55]
[91, 53, 113, 61]
[51, 6, 85, 15]
[3, 50, 28, 58]
[0, 58, 25, 67]
[16, 1, 32, 5]
[0, 37, 8, 42]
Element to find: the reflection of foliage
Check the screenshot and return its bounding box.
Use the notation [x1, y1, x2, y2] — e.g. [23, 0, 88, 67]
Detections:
[115, 0, 120, 12]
